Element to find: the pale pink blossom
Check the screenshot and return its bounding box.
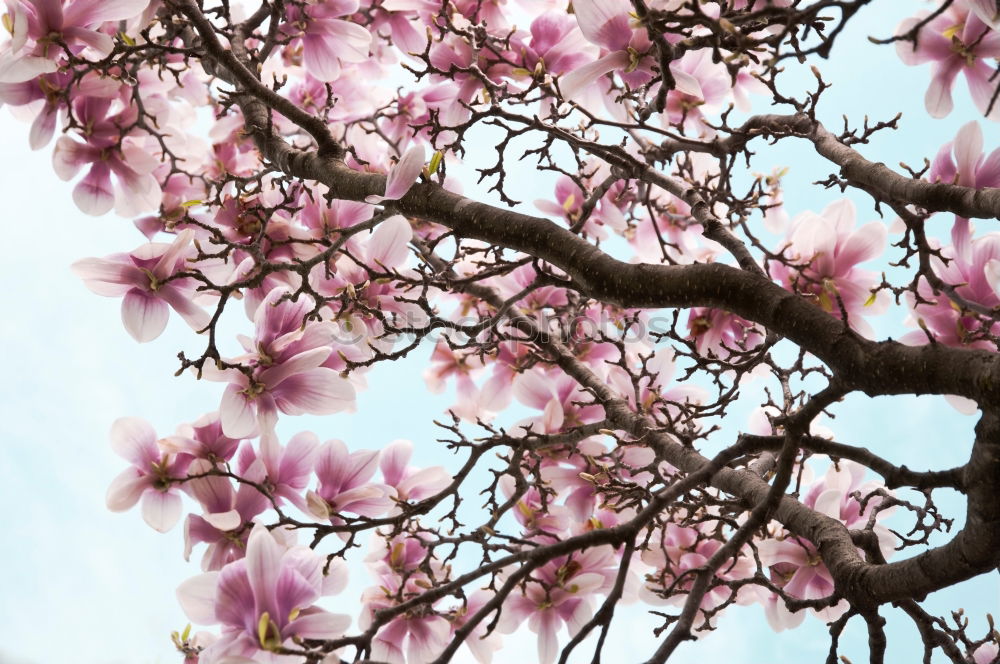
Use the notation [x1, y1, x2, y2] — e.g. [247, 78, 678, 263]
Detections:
[176, 524, 350, 663]
[306, 438, 395, 520]
[183, 457, 269, 571]
[896, 3, 1000, 119]
[379, 439, 451, 505]
[769, 200, 888, 337]
[72, 229, 211, 342]
[105, 417, 192, 532]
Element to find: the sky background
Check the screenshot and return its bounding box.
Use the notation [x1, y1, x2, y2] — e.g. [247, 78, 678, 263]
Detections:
[1, 2, 998, 663]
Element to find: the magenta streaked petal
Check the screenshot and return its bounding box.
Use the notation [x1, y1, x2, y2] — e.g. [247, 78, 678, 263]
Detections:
[215, 559, 255, 631]
[275, 566, 320, 625]
[572, 0, 632, 51]
[271, 368, 356, 416]
[141, 489, 182, 532]
[121, 288, 169, 342]
[159, 284, 211, 333]
[278, 431, 320, 487]
[73, 161, 115, 216]
[259, 347, 332, 389]
[245, 525, 282, 620]
[176, 571, 220, 625]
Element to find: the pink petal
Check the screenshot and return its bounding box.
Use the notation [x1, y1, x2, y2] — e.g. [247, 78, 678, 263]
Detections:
[534, 610, 560, 664]
[0, 55, 59, 83]
[406, 616, 450, 664]
[141, 489, 182, 532]
[287, 611, 351, 640]
[926, 59, 962, 118]
[367, 214, 412, 268]
[74, 161, 115, 216]
[159, 284, 211, 333]
[109, 416, 160, 467]
[383, 146, 425, 201]
[176, 571, 220, 625]
[953, 121, 984, 184]
[63, 0, 149, 26]
[275, 566, 320, 622]
[121, 288, 169, 342]
[271, 368, 356, 416]
[203, 509, 242, 531]
[560, 50, 630, 100]
[71, 257, 146, 295]
[669, 66, 703, 98]
[572, 0, 633, 51]
[259, 347, 332, 389]
[380, 439, 413, 486]
[323, 18, 372, 62]
[214, 561, 255, 629]
[245, 525, 282, 618]
[278, 431, 321, 486]
[302, 33, 343, 82]
[106, 467, 149, 511]
[837, 221, 886, 269]
[964, 60, 1000, 120]
[220, 383, 258, 439]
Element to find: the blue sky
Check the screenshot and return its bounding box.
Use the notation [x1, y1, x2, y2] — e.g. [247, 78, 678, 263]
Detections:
[1, 2, 998, 663]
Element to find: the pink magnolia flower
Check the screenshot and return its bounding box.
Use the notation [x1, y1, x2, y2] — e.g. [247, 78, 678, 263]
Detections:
[237, 431, 321, 511]
[896, 2, 1000, 119]
[105, 417, 193, 533]
[513, 368, 604, 435]
[928, 121, 1000, 258]
[497, 552, 618, 664]
[640, 522, 760, 619]
[769, 199, 888, 337]
[183, 457, 269, 571]
[758, 461, 895, 630]
[379, 439, 451, 505]
[176, 524, 350, 663]
[0, 0, 149, 83]
[163, 412, 243, 464]
[72, 229, 211, 343]
[306, 438, 395, 520]
[687, 307, 764, 356]
[202, 292, 355, 439]
[361, 534, 452, 664]
[282, 1, 371, 82]
[52, 95, 163, 215]
[560, 0, 703, 105]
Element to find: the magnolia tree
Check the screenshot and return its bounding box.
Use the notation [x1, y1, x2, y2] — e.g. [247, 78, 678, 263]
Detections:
[4, 0, 1000, 662]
